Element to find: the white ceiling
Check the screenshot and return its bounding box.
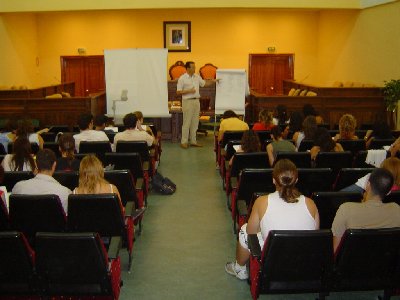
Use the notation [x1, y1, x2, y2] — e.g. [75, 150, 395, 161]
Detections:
[0, 0, 398, 13]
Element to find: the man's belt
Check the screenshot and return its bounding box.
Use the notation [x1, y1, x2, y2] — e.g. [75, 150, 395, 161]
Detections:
[183, 97, 199, 100]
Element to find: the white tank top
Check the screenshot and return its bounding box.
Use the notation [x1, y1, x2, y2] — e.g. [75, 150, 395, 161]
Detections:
[259, 191, 317, 241]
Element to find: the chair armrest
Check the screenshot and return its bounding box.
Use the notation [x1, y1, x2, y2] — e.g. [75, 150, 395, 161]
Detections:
[143, 161, 149, 172]
[231, 176, 238, 189]
[149, 149, 156, 158]
[237, 200, 248, 216]
[108, 236, 122, 260]
[125, 201, 135, 217]
[135, 178, 144, 190]
[132, 207, 146, 220]
[248, 234, 262, 259]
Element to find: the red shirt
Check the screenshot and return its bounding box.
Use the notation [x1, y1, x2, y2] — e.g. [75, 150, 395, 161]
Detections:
[252, 123, 275, 131]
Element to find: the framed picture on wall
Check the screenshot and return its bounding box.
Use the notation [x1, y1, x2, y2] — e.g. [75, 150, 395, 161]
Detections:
[163, 21, 191, 52]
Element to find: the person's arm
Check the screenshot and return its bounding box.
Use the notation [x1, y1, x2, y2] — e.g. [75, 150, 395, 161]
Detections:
[266, 143, 275, 167]
[203, 78, 220, 87]
[37, 134, 44, 149]
[246, 195, 267, 234]
[292, 131, 299, 145]
[390, 137, 400, 157]
[305, 197, 320, 229]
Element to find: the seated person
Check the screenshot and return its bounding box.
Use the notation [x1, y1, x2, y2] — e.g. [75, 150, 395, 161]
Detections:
[1, 136, 36, 171]
[12, 149, 71, 214]
[73, 113, 110, 152]
[229, 130, 261, 166]
[364, 119, 394, 149]
[114, 113, 155, 148]
[94, 114, 114, 133]
[252, 109, 275, 131]
[285, 110, 304, 140]
[267, 126, 296, 166]
[73, 155, 123, 213]
[332, 168, 400, 251]
[225, 159, 319, 280]
[218, 110, 249, 142]
[273, 104, 288, 125]
[293, 115, 317, 149]
[310, 127, 344, 160]
[341, 157, 400, 193]
[333, 114, 359, 141]
[56, 133, 80, 171]
[303, 104, 324, 125]
[5, 118, 46, 150]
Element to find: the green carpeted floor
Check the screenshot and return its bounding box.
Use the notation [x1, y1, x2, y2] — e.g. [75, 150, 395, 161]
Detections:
[118, 132, 399, 300]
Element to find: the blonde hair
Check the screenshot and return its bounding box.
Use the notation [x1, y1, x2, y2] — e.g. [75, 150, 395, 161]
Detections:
[258, 109, 273, 126]
[133, 111, 144, 122]
[339, 114, 357, 139]
[381, 157, 400, 187]
[272, 159, 301, 203]
[78, 155, 108, 193]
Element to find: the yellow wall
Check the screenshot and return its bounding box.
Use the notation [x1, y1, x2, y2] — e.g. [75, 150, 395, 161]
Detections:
[316, 1, 400, 85]
[0, 2, 399, 88]
[0, 13, 39, 88]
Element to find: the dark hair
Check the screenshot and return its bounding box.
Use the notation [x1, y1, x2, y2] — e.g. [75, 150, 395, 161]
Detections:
[314, 127, 336, 152]
[240, 130, 261, 152]
[133, 111, 144, 121]
[303, 116, 317, 140]
[272, 159, 301, 203]
[58, 133, 75, 162]
[16, 119, 34, 137]
[36, 149, 56, 171]
[77, 113, 93, 130]
[289, 111, 304, 132]
[11, 136, 36, 171]
[276, 105, 287, 124]
[123, 113, 138, 128]
[94, 115, 108, 127]
[223, 110, 238, 119]
[185, 61, 195, 69]
[368, 168, 394, 199]
[372, 120, 393, 139]
[303, 104, 317, 117]
[271, 125, 282, 139]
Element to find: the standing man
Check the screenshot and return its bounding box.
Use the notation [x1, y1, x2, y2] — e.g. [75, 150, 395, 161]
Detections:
[177, 61, 218, 149]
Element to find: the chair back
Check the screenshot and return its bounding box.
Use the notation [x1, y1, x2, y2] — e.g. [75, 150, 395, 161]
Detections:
[333, 168, 374, 191]
[275, 152, 311, 168]
[334, 228, 400, 291]
[312, 192, 363, 229]
[236, 169, 275, 207]
[9, 194, 67, 244]
[40, 132, 56, 142]
[368, 138, 395, 150]
[78, 141, 112, 164]
[68, 193, 125, 237]
[258, 230, 333, 295]
[315, 151, 353, 175]
[337, 139, 366, 156]
[53, 171, 79, 191]
[35, 232, 114, 297]
[384, 190, 400, 205]
[296, 168, 334, 197]
[43, 142, 61, 157]
[230, 152, 270, 178]
[169, 61, 186, 80]
[105, 170, 139, 208]
[255, 130, 272, 151]
[220, 131, 245, 148]
[3, 171, 34, 191]
[105, 152, 144, 180]
[199, 63, 218, 79]
[298, 139, 314, 152]
[116, 141, 150, 162]
[0, 231, 36, 296]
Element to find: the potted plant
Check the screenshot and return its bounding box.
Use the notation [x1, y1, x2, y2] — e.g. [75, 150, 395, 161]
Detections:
[382, 79, 400, 129]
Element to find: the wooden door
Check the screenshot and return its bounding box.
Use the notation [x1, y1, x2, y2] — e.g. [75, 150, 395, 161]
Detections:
[61, 56, 105, 97]
[249, 54, 294, 95]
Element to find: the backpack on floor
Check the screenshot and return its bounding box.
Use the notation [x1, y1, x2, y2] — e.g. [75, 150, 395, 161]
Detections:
[151, 172, 176, 195]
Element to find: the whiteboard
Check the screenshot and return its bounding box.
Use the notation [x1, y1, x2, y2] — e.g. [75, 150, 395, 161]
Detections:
[104, 48, 170, 118]
[215, 69, 246, 115]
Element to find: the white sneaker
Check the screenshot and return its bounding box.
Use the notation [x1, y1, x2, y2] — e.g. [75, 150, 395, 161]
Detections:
[225, 262, 248, 280]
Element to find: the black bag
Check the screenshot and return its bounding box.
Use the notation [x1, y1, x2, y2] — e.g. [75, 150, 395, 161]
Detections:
[151, 172, 176, 195]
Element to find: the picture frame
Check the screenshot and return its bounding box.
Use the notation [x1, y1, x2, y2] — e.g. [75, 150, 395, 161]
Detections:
[163, 21, 191, 52]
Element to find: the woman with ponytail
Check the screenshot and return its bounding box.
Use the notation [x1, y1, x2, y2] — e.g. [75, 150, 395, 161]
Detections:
[56, 133, 80, 171]
[225, 159, 319, 280]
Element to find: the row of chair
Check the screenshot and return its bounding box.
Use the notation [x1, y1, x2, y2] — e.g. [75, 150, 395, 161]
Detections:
[1, 193, 145, 271]
[0, 231, 122, 299]
[248, 228, 400, 299]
